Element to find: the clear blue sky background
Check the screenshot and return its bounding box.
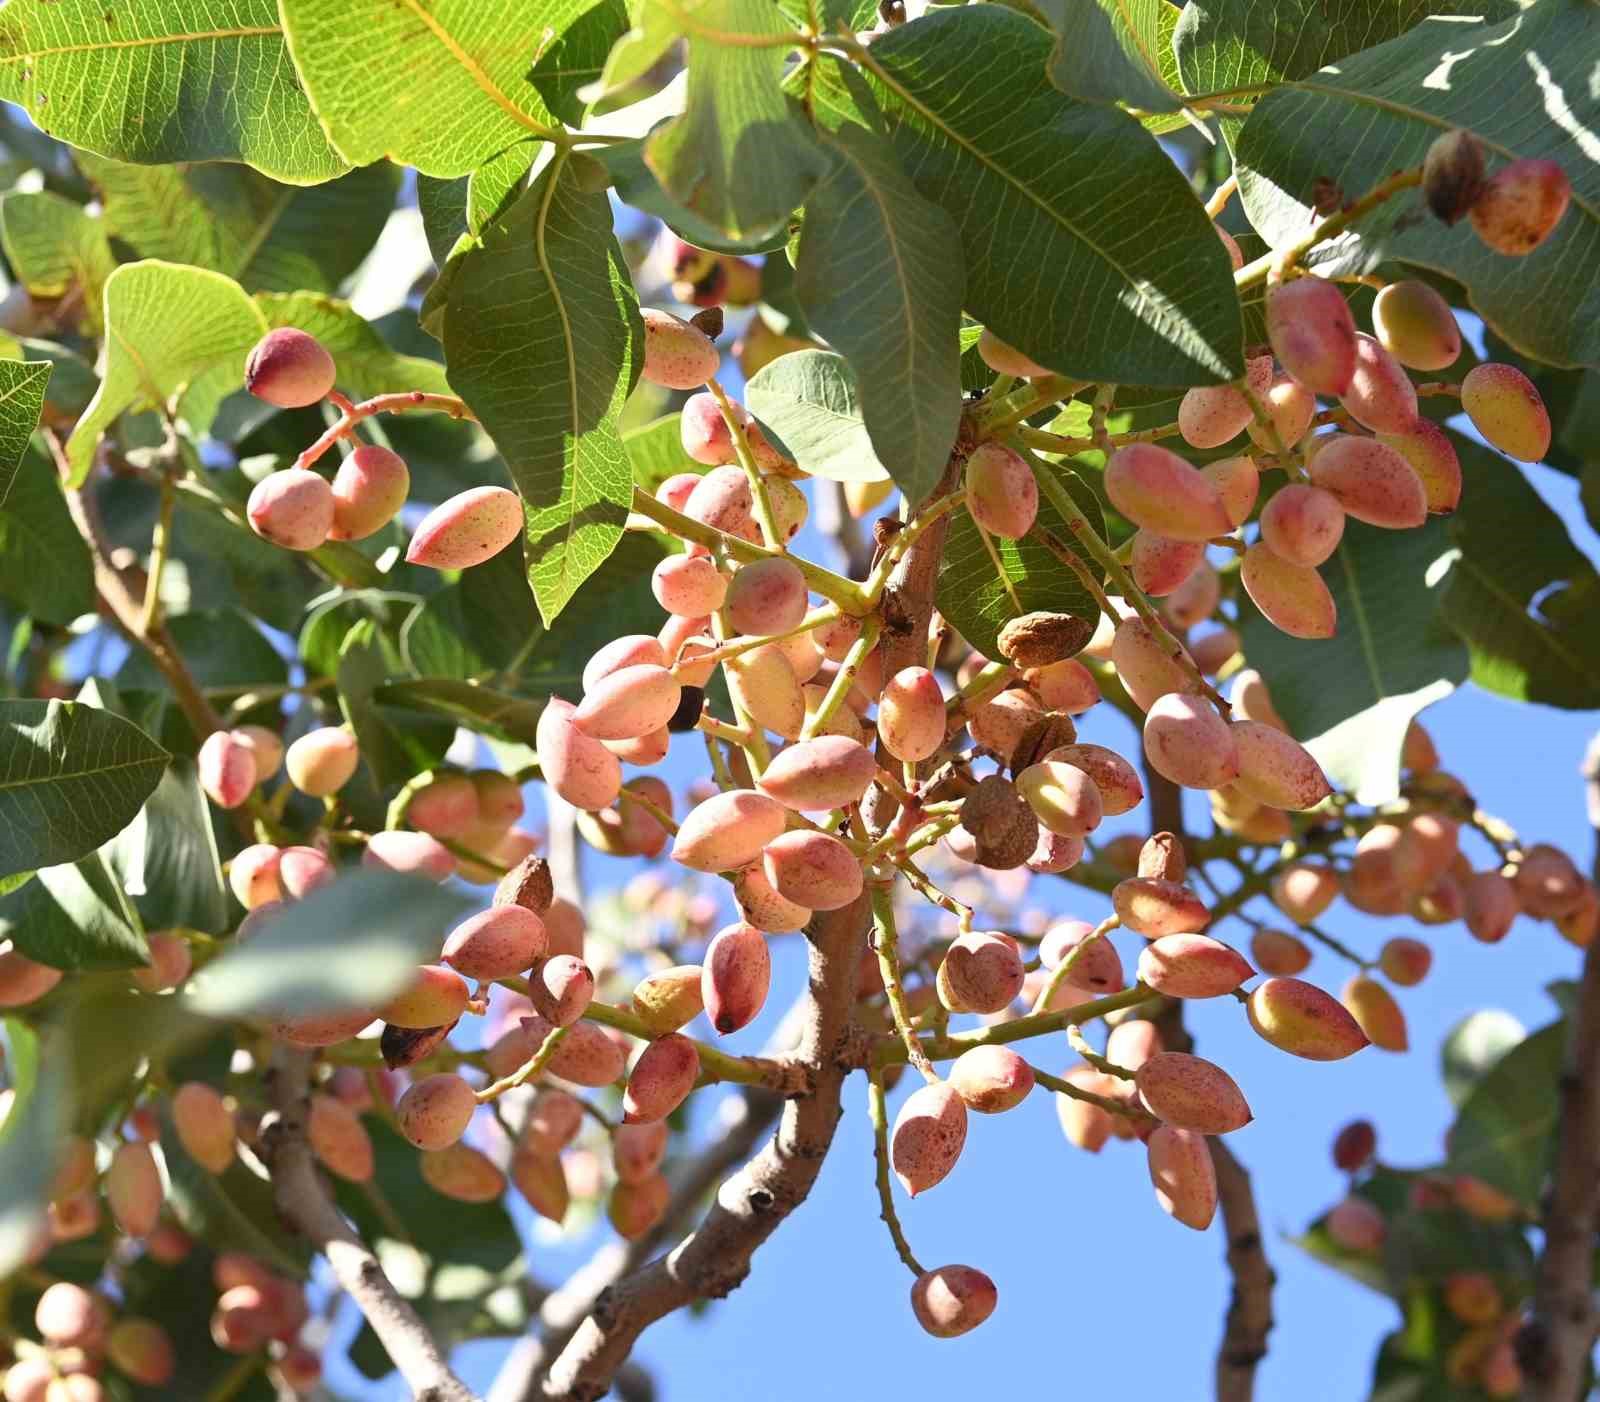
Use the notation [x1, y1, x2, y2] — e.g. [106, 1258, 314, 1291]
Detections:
[321, 454, 1599, 1402]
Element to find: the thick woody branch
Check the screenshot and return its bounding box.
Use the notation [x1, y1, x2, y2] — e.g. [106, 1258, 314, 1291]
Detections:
[540, 891, 869, 1402]
[262, 1048, 479, 1402]
[1211, 1139, 1275, 1402]
[1523, 732, 1600, 1399]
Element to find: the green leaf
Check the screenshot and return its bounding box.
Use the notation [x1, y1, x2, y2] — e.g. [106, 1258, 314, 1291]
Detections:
[0, 362, 52, 504]
[377, 680, 546, 748]
[257, 293, 454, 399]
[0, 445, 94, 627]
[745, 350, 891, 485]
[0, 191, 114, 332]
[188, 869, 473, 1020]
[0, 700, 169, 882]
[1233, 3, 1600, 368]
[1438, 437, 1600, 707]
[116, 610, 288, 742]
[64, 261, 267, 487]
[338, 621, 455, 789]
[102, 758, 230, 937]
[0, 851, 148, 970]
[937, 463, 1104, 661]
[1038, 0, 1184, 111]
[0, 0, 347, 183]
[443, 156, 642, 626]
[623, 413, 703, 494]
[1442, 1009, 1524, 1109]
[1235, 515, 1468, 799]
[417, 142, 541, 274]
[1448, 1017, 1566, 1209]
[300, 589, 422, 679]
[640, 0, 827, 241]
[794, 123, 962, 505]
[817, 8, 1243, 386]
[279, 0, 562, 177]
[78, 153, 400, 295]
[0, 1017, 61, 1278]
[530, 0, 632, 127]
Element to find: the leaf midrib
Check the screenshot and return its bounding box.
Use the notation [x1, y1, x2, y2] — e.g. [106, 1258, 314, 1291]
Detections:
[0, 26, 280, 66]
[0, 751, 166, 793]
[1452, 550, 1600, 693]
[394, 0, 559, 139]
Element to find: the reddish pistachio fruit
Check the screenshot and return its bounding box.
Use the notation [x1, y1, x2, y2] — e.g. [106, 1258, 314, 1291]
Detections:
[244, 328, 336, 407]
[1104, 444, 1232, 541]
[1469, 157, 1571, 255]
[530, 954, 595, 1027]
[34, 1281, 109, 1346]
[1035, 745, 1140, 819]
[1260, 483, 1345, 568]
[1137, 934, 1254, 999]
[1372, 280, 1461, 371]
[172, 1082, 236, 1174]
[395, 1073, 477, 1150]
[682, 463, 755, 537]
[632, 965, 705, 1034]
[641, 307, 720, 389]
[537, 698, 622, 812]
[363, 829, 456, 881]
[1340, 334, 1418, 434]
[4, 1358, 55, 1402]
[106, 1317, 176, 1387]
[609, 1171, 671, 1239]
[1513, 842, 1585, 917]
[1326, 1195, 1386, 1252]
[613, 1120, 670, 1185]
[1165, 562, 1222, 630]
[247, 468, 335, 551]
[271, 1004, 374, 1047]
[277, 844, 334, 898]
[1443, 1271, 1502, 1325]
[1202, 453, 1260, 526]
[652, 553, 727, 617]
[329, 444, 410, 541]
[130, 930, 192, 993]
[877, 666, 946, 762]
[199, 729, 258, 809]
[890, 1080, 968, 1196]
[949, 1045, 1034, 1113]
[965, 441, 1038, 539]
[1341, 975, 1409, 1052]
[1147, 1124, 1217, 1230]
[1016, 758, 1104, 838]
[763, 830, 863, 910]
[725, 556, 809, 635]
[622, 1034, 700, 1123]
[1109, 616, 1194, 712]
[1378, 418, 1462, 515]
[1307, 435, 1426, 529]
[1027, 828, 1084, 875]
[406, 773, 481, 838]
[308, 1092, 374, 1182]
[1250, 927, 1311, 977]
[574, 663, 681, 741]
[1054, 1066, 1118, 1151]
[1129, 530, 1205, 598]
[1241, 542, 1337, 639]
[1040, 918, 1123, 991]
[1271, 860, 1339, 922]
[757, 735, 876, 811]
[672, 788, 787, 872]
[521, 1089, 585, 1158]
[1332, 1118, 1377, 1172]
[229, 844, 283, 909]
[679, 398, 787, 473]
[725, 645, 805, 740]
[702, 921, 771, 1034]
[1113, 877, 1210, 938]
[406, 485, 523, 570]
[107, 1141, 162, 1237]
[1178, 383, 1253, 450]
[584, 634, 669, 688]
[420, 1144, 506, 1204]
[977, 328, 1050, 377]
[1135, 1051, 1252, 1134]
[1460, 362, 1551, 462]
[910, 1265, 998, 1338]
[0, 944, 63, 1007]
[1143, 692, 1240, 791]
[443, 906, 547, 981]
[1266, 277, 1358, 395]
[1378, 936, 1432, 987]
[1231, 719, 1332, 810]
[937, 931, 1025, 1014]
[1247, 977, 1369, 1060]
[734, 863, 812, 933]
[379, 964, 469, 1029]
[284, 727, 359, 797]
[1247, 376, 1317, 451]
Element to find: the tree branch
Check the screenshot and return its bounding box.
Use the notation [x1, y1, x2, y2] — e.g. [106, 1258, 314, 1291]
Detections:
[1211, 1139, 1275, 1402]
[540, 891, 869, 1402]
[261, 1048, 479, 1402]
[1523, 731, 1600, 1399]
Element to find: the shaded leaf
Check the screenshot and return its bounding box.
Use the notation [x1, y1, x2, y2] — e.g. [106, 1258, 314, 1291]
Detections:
[745, 350, 891, 485]
[0, 191, 114, 332]
[338, 621, 455, 790]
[0, 1017, 60, 1277]
[0, 851, 148, 970]
[0, 445, 93, 630]
[1448, 1017, 1566, 1209]
[102, 757, 230, 937]
[377, 679, 546, 748]
[1039, 0, 1184, 111]
[623, 413, 704, 493]
[1442, 1009, 1524, 1109]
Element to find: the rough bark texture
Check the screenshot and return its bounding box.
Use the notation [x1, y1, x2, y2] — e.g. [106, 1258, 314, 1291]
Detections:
[1523, 732, 1600, 1399]
[1211, 1139, 1276, 1402]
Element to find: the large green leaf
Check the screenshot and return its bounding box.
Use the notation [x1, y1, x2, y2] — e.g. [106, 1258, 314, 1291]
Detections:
[64, 261, 267, 486]
[745, 350, 891, 485]
[257, 293, 454, 399]
[279, 0, 563, 177]
[0, 0, 346, 183]
[623, 413, 703, 494]
[1235, 515, 1468, 802]
[188, 869, 472, 1020]
[1442, 1009, 1524, 1109]
[0, 361, 52, 503]
[0, 851, 148, 970]
[0, 191, 115, 332]
[817, 8, 1242, 386]
[117, 610, 288, 744]
[0, 700, 169, 882]
[78, 153, 400, 295]
[102, 757, 229, 937]
[443, 155, 642, 626]
[794, 123, 962, 506]
[0, 1017, 60, 1278]
[1448, 1017, 1566, 1209]
[377, 679, 546, 748]
[1038, 0, 1184, 111]
[530, 0, 631, 127]
[1438, 436, 1600, 708]
[937, 462, 1104, 661]
[1233, 3, 1600, 368]
[0, 446, 94, 627]
[416, 142, 541, 270]
[640, 0, 826, 240]
[337, 620, 455, 789]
